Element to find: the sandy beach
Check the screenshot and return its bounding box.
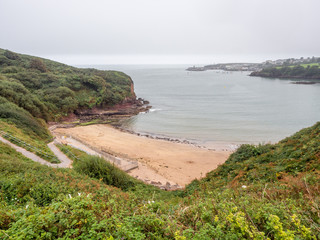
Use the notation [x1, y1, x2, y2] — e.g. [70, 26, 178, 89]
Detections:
[53, 124, 231, 187]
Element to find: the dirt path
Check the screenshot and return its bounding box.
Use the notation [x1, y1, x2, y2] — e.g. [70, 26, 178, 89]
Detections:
[0, 136, 72, 168]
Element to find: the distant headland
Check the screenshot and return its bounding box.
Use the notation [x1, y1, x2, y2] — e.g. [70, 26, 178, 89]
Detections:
[187, 56, 320, 80]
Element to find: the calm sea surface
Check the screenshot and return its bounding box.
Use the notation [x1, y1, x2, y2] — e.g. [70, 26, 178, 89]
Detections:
[89, 65, 320, 148]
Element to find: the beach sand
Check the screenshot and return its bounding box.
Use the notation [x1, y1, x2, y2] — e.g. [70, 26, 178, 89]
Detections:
[53, 124, 231, 187]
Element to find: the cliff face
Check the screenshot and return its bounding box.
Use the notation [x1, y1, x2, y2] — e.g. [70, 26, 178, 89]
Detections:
[123, 77, 137, 103]
[130, 77, 136, 99]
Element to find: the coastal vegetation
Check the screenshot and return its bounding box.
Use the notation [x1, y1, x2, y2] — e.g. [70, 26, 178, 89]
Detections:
[250, 63, 320, 80]
[0, 121, 319, 239]
[0, 50, 319, 238]
[0, 48, 135, 122]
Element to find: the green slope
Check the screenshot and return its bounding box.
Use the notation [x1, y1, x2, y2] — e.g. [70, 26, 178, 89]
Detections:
[200, 122, 320, 188]
[0, 49, 135, 122]
[0, 122, 319, 239]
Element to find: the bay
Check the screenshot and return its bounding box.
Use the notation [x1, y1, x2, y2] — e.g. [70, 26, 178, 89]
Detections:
[89, 64, 320, 149]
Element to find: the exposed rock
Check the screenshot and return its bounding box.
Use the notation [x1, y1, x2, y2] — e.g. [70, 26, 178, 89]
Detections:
[66, 97, 152, 125]
[291, 81, 317, 85]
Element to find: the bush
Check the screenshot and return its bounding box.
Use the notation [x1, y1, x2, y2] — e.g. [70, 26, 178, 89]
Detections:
[226, 144, 273, 164]
[0, 81, 49, 120]
[29, 58, 47, 72]
[73, 155, 136, 190]
[0, 99, 49, 139]
[4, 50, 20, 60]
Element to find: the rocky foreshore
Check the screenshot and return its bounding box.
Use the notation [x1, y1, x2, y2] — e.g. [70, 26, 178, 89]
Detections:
[291, 81, 318, 85]
[74, 98, 151, 122]
[49, 98, 151, 128]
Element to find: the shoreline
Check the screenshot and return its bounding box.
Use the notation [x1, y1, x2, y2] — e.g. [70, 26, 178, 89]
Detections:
[52, 124, 231, 187]
[52, 116, 240, 152]
[116, 119, 240, 152]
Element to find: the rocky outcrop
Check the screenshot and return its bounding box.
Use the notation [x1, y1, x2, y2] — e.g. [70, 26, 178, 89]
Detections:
[291, 81, 318, 85]
[71, 98, 151, 123]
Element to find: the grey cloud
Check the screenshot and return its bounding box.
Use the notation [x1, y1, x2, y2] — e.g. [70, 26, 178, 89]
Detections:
[0, 0, 319, 63]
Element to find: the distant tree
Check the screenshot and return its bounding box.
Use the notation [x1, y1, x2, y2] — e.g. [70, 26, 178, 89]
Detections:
[291, 65, 305, 77]
[30, 58, 47, 72]
[284, 59, 291, 66]
[306, 65, 320, 78]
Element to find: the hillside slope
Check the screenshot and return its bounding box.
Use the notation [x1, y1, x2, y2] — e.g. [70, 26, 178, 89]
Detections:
[0, 48, 136, 122]
[200, 122, 320, 188]
[0, 121, 319, 238]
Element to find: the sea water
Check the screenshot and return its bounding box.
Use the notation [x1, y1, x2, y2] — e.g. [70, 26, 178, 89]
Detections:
[89, 65, 320, 148]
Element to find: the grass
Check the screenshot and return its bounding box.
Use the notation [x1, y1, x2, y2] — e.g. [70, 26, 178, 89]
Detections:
[301, 63, 320, 68]
[276, 63, 320, 69]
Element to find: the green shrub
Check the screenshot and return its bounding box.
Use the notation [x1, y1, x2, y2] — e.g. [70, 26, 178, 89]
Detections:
[0, 100, 49, 139]
[4, 50, 20, 60]
[29, 58, 47, 72]
[0, 80, 49, 120]
[73, 155, 136, 191]
[0, 48, 135, 121]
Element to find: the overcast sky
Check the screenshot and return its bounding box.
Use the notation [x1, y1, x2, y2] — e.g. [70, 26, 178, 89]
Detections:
[1, 0, 320, 64]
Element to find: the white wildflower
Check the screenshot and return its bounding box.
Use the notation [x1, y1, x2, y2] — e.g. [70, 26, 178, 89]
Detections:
[242, 185, 247, 189]
[26, 205, 29, 209]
